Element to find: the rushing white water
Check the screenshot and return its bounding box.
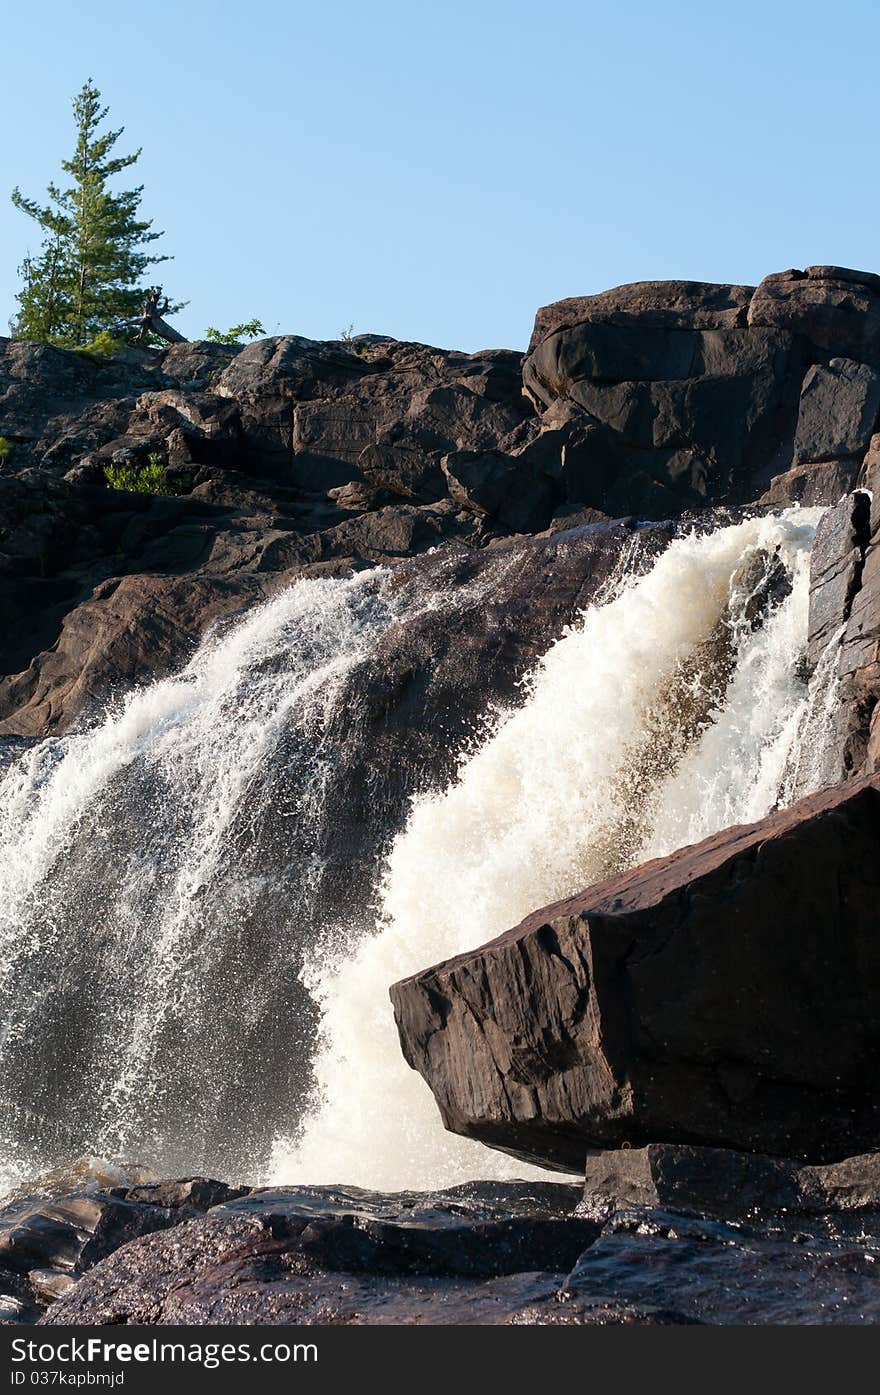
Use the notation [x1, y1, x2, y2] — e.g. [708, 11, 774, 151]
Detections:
[0, 507, 843, 1198]
[0, 569, 404, 1194]
[276, 509, 838, 1190]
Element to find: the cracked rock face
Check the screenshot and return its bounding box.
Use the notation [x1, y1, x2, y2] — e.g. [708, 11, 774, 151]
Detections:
[391, 777, 880, 1172]
[807, 489, 880, 778]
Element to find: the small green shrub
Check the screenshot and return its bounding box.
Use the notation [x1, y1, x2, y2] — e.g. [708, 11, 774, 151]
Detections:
[104, 453, 173, 495]
[204, 319, 265, 345]
[75, 331, 127, 360]
[0, 437, 13, 464]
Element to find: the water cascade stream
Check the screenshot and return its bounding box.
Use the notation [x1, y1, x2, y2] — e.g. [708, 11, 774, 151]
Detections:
[0, 509, 840, 1196]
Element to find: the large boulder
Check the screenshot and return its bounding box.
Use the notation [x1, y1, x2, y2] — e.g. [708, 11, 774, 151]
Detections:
[748, 265, 880, 362]
[391, 775, 880, 1172]
[528, 281, 754, 353]
[440, 449, 557, 533]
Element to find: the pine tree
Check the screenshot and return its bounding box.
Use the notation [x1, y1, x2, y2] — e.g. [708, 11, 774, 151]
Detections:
[10, 80, 175, 345]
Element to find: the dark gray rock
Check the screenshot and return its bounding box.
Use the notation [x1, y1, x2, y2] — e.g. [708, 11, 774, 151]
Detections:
[31, 1170, 880, 1327]
[806, 488, 880, 779]
[794, 358, 880, 463]
[562, 1207, 880, 1325]
[838, 497, 880, 775]
[582, 1145, 803, 1216]
[391, 776, 880, 1171]
[441, 449, 556, 532]
[0, 331, 543, 736]
[522, 308, 803, 513]
[212, 335, 533, 489]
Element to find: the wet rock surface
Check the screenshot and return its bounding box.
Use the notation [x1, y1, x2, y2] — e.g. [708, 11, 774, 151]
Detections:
[562, 1207, 880, 1326]
[391, 776, 880, 1170]
[0, 1170, 245, 1324]
[0, 1168, 872, 1325]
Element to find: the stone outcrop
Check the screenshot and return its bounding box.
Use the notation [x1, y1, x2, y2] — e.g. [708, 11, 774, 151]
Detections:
[0, 333, 538, 736]
[391, 775, 880, 1172]
[528, 281, 755, 350]
[793, 358, 880, 464]
[33, 1180, 595, 1327]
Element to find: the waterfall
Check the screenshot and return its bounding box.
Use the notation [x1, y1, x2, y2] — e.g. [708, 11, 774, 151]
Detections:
[0, 508, 839, 1196]
[276, 508, 837, 1190]
[0, 570, 402, 1194]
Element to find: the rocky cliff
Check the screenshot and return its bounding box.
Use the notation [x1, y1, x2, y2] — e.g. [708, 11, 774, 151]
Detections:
[5, 264, 880, 743]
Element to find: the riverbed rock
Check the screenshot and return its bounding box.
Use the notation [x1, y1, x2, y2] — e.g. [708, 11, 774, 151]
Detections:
[560, 1207, 880, 1325]
[30, 1172, 880, 1326]
[391, 774, 880, 1171]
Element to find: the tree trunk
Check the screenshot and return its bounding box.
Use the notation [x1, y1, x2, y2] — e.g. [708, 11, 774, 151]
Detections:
[148, 315, 187, 344]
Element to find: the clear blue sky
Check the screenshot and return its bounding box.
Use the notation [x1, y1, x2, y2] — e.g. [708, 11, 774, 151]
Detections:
[2, 0, 879, 352]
